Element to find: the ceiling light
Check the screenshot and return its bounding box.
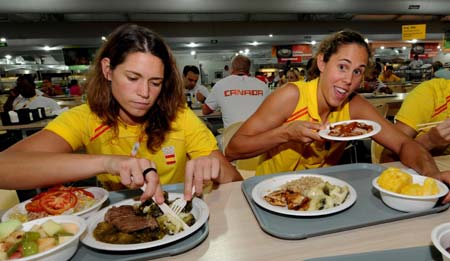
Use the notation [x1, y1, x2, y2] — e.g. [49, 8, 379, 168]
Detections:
[380, 46, 385, 50]
[311, 40, 317, 45]
[407, 39, 418, 43]
[43, 45, 51, 51]
[235, 53, 239, 56]
[5, 54, 11, 59]
[244, 49, 250, 54]
[364, 38, 369, 43]
[438, 45, 441, 49]
[190, 50, 196, 55]
[268, 34, 273, 38]
[187, 42, 198, 48]
[402, 46, 407, 50]
[101, 36, 107, 41]
[250, 41, 260, 46]
[239, 50, 244, 54]
[0, 38, 6, 42]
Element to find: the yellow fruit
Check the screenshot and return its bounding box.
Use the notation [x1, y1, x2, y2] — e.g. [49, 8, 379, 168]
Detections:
[400, 184, 423, 196]
[377, 168, 412, 193]
[422, 178, 439, 196]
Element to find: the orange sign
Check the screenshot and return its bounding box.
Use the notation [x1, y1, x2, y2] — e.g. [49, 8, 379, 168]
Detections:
[402, 24, 426, 41]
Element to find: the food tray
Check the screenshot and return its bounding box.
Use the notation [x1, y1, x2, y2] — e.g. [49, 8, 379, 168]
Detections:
[241, 163, 449, 240]
[305, 245, 441, 261]
[71, 184, 209, 260]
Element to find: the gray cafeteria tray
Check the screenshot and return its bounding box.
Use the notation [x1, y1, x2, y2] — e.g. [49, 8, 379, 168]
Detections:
[305, 245, 442, 261]
[241, 163, 449, 240]
[71, 184, 208, 260]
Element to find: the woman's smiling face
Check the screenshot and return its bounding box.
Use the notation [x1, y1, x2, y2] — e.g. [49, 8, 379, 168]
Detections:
[317, 43, 368, 108]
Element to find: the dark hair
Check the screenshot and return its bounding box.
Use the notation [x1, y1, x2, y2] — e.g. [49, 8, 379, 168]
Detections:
[17, 75, 35, 87]
[432, 61, 443, 72]
[182, 65, 200, 76]
[308, 30, 372, 80]
[385, 65, 394, 71]
[85, 23, 184, 152]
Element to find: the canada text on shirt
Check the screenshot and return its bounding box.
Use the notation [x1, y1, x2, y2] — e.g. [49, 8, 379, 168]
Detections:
[224, 89, 264, 96]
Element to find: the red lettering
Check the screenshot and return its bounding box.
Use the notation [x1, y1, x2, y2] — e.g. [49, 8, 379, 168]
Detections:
[223, 89, 264, 96]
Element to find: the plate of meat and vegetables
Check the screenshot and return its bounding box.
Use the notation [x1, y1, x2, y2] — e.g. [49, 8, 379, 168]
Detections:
[318, 119, 381, 141]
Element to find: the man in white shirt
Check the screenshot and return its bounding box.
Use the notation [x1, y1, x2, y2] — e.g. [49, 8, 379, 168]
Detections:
[3, 75, 61, 115]
[183, 65, 209, 105]
[202, 55, 270, 129]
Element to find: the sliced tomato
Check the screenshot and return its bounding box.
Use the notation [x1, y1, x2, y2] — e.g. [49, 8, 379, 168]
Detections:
[39, 191, 77, 215]
[25, 199, 44, 213]
[76, 189, 95, 198]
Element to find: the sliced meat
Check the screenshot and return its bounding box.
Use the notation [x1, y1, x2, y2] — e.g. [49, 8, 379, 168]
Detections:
[110, 215, 159, 233]
[104, 205, 159, 233]
[104, 205, 135, 224]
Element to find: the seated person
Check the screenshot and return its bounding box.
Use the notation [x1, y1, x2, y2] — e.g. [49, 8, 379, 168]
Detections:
[378, 65, 401, 83]
[384, 78, 450, 159]
[183, 65, 209, 104]
[202, 55, 270, 129]
[3, 75, 61, 115]
[69, 79, 82, 96]
[224, 30, 450, 204]
[409, 54, 423, 69]
[433, 61, 450, 80]
[286, 68, 301, 83]
[40, 78, 56, 96]
[358, 62, 391, 93]
[0, 24, 241, 203]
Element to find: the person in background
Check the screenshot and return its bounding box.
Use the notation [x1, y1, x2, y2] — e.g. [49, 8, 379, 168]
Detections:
[222, 65, 230, 78]
[358, 62, 391, 94]
[40, 78, 56, 97]
[3, 75, 61, 114]
[276, 70, 288, 87]
[0, 24, 241, 202]
[69, 79, 82, 96]
[202, 54, 270, 129]
[183, 65, 209, 104]
[255, 71, 269, 84]
[382, 78, 450, 160]
[305, 58, 318, 81]
[409, 54, 423, 69]
[286, 68, 301, 82]
[433, 61, 450, 79]
[299, 69, 306, 81]
[225, 30, 450, 202]
[378, 65, 401, 83]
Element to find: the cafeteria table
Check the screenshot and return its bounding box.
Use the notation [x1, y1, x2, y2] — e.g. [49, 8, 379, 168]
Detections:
[153, 155, 450, 260]
[0, 118, 53, 138]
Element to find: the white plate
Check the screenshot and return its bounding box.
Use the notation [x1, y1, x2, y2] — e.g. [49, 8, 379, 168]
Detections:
[81, 193, 209, 251]
[2, 187, 109, 222]
[12, 215, 87, 261]
[318, 119, 381, 141]
[252, 174, 357, 216]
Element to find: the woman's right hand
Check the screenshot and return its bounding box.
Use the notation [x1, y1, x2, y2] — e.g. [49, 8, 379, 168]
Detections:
[103, 156, 165, 203]
[285, 120, 325, 144]
[428, 119, 450, 147]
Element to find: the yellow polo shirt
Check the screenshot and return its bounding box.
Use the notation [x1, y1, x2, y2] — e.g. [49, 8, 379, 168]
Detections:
[256, 78, 350, 176]
[395, 78, 450, 155]
[378, 73, 401, 83]
[45, 104, 218, 188]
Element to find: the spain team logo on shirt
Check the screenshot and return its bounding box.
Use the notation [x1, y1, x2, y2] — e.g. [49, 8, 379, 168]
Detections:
[162, 146, 176, 165]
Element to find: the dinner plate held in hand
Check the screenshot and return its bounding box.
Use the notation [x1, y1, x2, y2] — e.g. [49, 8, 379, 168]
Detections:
[2, 187, 109, 222]
[318, 119, 381, 141]
[252, 174, 357, 217]
[81, 193, 209, 251]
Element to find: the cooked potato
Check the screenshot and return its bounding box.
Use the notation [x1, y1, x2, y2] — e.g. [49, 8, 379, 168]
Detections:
[378, 168, 412, 193]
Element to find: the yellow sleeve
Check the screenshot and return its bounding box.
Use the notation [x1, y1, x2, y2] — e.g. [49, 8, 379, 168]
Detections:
[44, 105, 91, 150]
[395, 80, 437, 129]
[182, 108, 218, 159]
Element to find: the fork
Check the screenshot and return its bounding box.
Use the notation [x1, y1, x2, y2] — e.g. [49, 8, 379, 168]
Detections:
[170, 187, 196, 215]
[155, 197, 190, 231]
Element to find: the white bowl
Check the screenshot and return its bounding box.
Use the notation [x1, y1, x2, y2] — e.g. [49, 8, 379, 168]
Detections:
[12, 215, 87, 261]
[432, 222, 450, 261]
[372, 172, 448, 212]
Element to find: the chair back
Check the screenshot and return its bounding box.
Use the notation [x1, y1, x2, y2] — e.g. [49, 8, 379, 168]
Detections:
[371, 140, 385, 164]
[0, 189, 19, 210]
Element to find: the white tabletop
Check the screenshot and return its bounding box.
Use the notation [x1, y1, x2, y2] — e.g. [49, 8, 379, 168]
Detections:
[158, 155, 450, 260]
